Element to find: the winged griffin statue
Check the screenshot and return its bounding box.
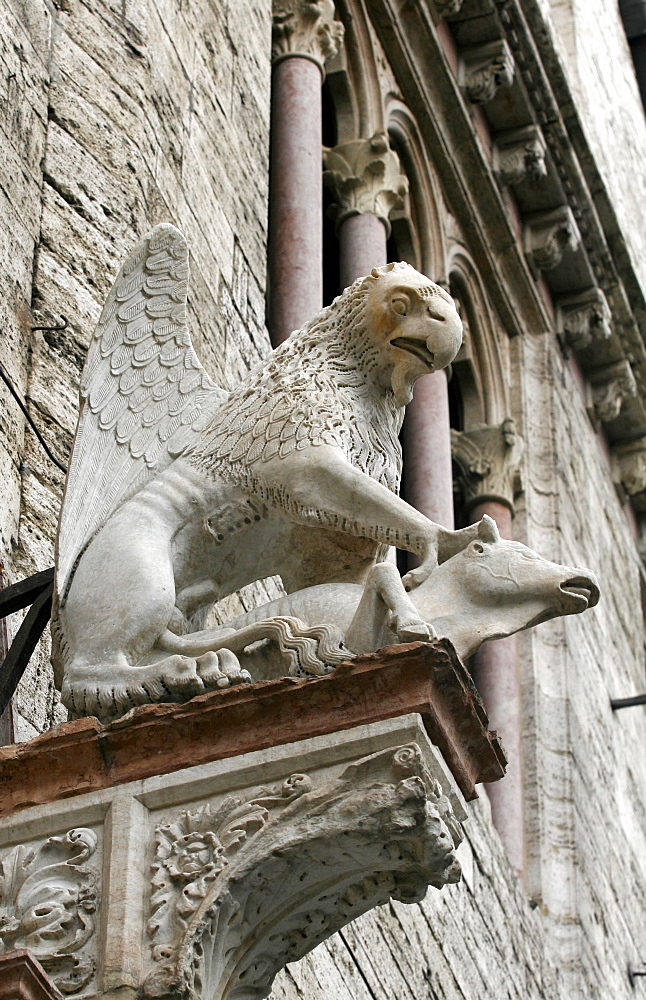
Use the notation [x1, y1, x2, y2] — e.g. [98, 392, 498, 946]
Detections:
[53, 224, 599, 722]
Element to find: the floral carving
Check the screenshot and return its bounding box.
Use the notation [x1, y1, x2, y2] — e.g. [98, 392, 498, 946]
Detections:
[524, 206, 581, 276]
[323, 132, 409, 234]
[588, 360, 637, 428]
[0, 828, 99, 995]
[452, 418, 524, 515]
[460, 40, 515, 104]
[557, 287, 612, 356]
[493, 126, 547, 186]
[271, 0, 344, 73]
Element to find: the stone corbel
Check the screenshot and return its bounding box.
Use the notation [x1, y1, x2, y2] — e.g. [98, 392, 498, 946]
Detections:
[612, 437, 646, 510]
[587, 359, 637, 429]
[556, 287, 613, 356]
[524, 206, 581, 277]
[451, 418, 524, 516]
[431, 0, 465, 17]
[144, 743, 463, 1000]
[459, 39, 515, 104]
[493, 125, 547, 187]
[323, 132, 409, 235]
[272, 0, 344, 76]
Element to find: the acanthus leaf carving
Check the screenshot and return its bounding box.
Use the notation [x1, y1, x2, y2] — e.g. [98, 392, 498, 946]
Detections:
[556, 287, 613, 356]
[524, 205, 581, 276]
[272, 0, 344, 74]
[0, 828, 99, 995]
[451, 418, 524, 515]
[144, 745, 463, 1000]
[493, 125, 547, 186]
[459, 39, 515, 104]
[323, 131, 409, 234]
[587, 359, 637, 429]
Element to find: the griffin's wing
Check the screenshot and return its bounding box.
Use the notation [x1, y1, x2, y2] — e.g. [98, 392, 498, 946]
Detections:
[56, 224, 228, 598]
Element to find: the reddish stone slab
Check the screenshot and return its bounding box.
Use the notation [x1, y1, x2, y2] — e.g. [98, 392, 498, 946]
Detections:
[0, 950, 62, 1000]
[0, 640, 506, 818]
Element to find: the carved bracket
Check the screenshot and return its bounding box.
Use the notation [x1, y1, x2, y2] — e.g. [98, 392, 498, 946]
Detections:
[587, 360, 637, 429]
[431, 0, 465, 17]
[459, 39, 515, 104]
[143, 743, 463, 1000]
[272, 0, 344, 75]
[613, 437, 646, 510]
[556, 287, 613, 357]
[524, 206, 581, 277]
[451, 418, 524, 516]
[493, 125, 547, 187]
[0, 828, 99, 996]
[323, 132, 409, 235]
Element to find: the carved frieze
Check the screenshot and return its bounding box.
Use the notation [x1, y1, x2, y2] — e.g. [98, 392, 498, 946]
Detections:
[0, 828, 99, 995]
[323, 132, 409, 234]
[493, 125, 547, 186]
[556, 287, 613, 356]
[144, 744, 462, 1000]
[451, 418, 524, 515]
[524, 206, 581, 276]
[587, 360, 637, 429]
[272, 0, 344, 74]
[459, 40, 515, 104]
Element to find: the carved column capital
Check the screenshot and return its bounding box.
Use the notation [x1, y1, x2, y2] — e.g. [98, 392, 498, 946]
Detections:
[556, 287, 612, 356]
[272, 0, 344, 76]
[459, 39, 515, 104]
[524, 206, 581, 277]
[613, 437, 646, 510]
[323, 131, 409, 235]
[451, 418, 524, 516]
[493, 125, 547, 186]
[587, 359, 637, 429]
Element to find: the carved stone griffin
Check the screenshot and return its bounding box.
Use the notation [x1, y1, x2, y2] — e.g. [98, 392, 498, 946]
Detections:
[53, 224, 478, 721]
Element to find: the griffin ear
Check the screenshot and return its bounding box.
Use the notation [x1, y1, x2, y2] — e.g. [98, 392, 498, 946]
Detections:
[477, 514, 500, 544]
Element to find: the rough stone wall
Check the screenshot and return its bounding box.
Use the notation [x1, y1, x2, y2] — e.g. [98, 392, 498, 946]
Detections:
[0, 0, 274, 737]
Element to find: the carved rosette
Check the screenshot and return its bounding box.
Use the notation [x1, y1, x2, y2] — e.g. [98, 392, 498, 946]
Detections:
[144, 745, 462, 1000]
[459, 40, 515, 104]
[524, 206, 581, 276]
[587, 360, 637, 429]
[556, 287, 612, 356]
[493, 126, 547, 186]
[272, 0, 344, 75]
[323, 132, 409, 235]
[0, 828, 99, 995]
[451, 418, 524, 516]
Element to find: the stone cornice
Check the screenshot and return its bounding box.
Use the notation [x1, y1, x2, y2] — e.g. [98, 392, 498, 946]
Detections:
[323, 131, 409, 233]
[272, 0, 344, 75]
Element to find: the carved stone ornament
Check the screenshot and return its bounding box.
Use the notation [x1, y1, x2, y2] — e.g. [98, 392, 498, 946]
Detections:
[271, 0, 344, 75]
[556, 286, 613, 356]
[459, 39, 515, 104]
[524, 205, 581, 276]
[451, 418, 524, 515]
[431, 0, 465, 17]
[493, 125, 547, 186]
[587, 359, 637, 429]
[323, 131, 409, 235]
[612, 437, 646, 510]
[0, 828, 98, 995]
[143, 744, 462, 1000]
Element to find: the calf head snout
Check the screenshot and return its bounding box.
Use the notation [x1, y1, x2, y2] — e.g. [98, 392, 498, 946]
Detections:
[557, 567, 600, 615]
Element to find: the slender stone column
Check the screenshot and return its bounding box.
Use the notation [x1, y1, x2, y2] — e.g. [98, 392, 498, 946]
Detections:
[269, 1, 344, 345]
[451, 419, 526, 877]
[404, 372, 455, 530]
[323, 130, 408, 288]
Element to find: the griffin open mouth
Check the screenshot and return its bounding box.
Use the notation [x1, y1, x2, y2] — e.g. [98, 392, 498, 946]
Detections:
[391, 337, 435, 367]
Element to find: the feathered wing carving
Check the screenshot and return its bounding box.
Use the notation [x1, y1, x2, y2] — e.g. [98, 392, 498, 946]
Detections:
[56, 224, 228, 599]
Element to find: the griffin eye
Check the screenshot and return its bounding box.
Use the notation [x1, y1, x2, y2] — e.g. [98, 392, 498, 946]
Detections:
[391, 295, 409, 316]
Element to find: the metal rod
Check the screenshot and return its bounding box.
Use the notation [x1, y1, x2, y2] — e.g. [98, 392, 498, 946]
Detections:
[0, 583, 53, 717]
[30, 315, 68, 332]
[611, 694, 646, 710]
[0, 362, 67, 473]
[629, 963, 646, 988]
[0, 567, 54, 619]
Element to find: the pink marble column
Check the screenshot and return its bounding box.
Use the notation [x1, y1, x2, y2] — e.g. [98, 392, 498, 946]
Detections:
[468, 498, 524, 878]
[269, 57, 323, 346]
[338, 212, 387, 287]
[403, 370, 455, 532]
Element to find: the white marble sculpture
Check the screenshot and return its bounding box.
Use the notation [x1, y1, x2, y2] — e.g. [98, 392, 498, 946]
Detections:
[53, 224, 598, 722]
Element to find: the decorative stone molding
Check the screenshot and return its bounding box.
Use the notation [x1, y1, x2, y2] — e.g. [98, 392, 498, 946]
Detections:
[323, 132, 409, 235]
[556, 287, 613, 356]
[451, 418, 524, 516]
[459, 40, 515, 104]
[144, 743, 462, 999]
[271, 0, 344, 75]
[0, 950, 63, 1000]
[587, 360, 637, 429]
[524, 206, 581, 276]
[493, 125, 547, 186]
[613, 437, 646, 510]
[0, 829, 99, 995]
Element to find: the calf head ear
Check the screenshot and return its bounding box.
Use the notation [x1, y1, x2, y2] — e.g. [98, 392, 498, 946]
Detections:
[477, 514, 500, 543]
